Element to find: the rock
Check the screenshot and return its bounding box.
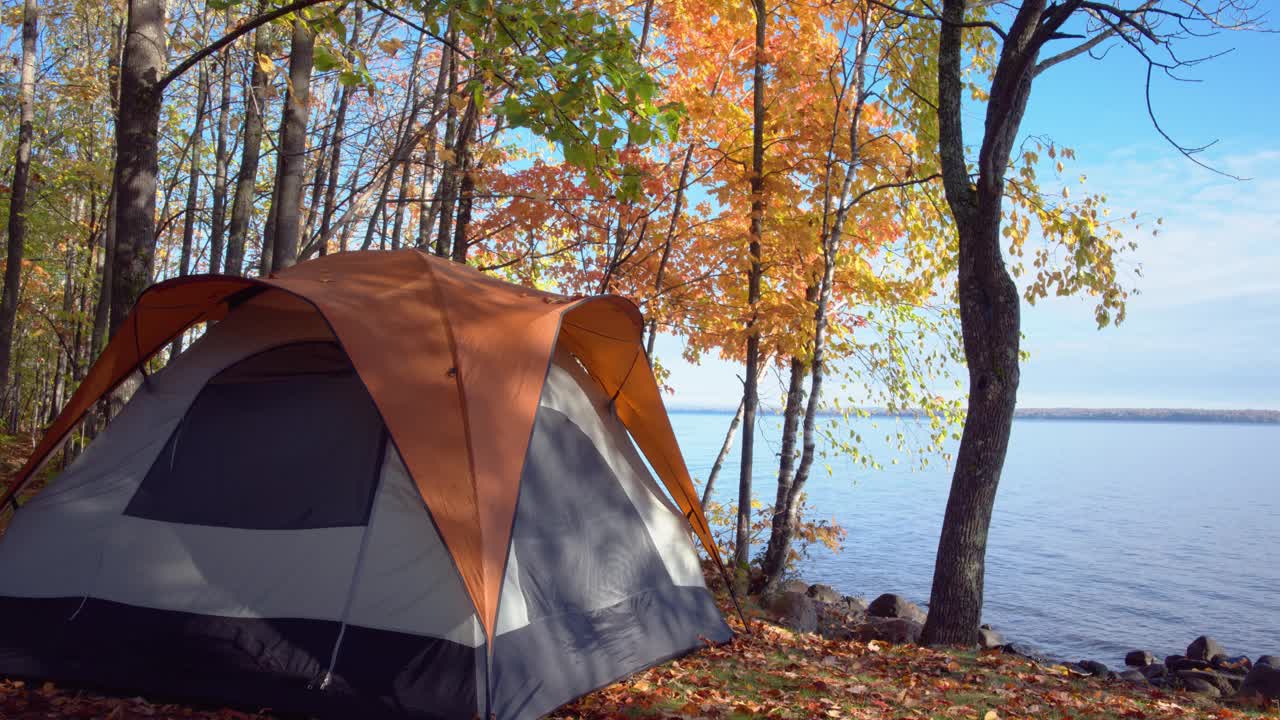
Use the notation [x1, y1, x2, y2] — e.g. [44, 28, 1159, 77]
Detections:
[1117, 669, 1148, 684]
[1078, 659, 1110, 677]
[1166, 655, 1214, 672]
[1125, 650, 1155, 667]
[978, 626, 1005, 649]
[867, 593, 927, 624]
[770, 591, 817, 634]
[1177, 669, 1238, 695]
[1182, 677, 1221, 698]
[1187, 636, 1226, 662]
[1212, 655, 1253, 673]
[780, 579, 810, 594]
[1001, 642, 1052, 664]
[841, 595, 869, 614]
[850, 617, 923, 645]
[807, 583, 842, 604]
[1239, 661, 1280, 703]
[1139, 663, 1168, 682]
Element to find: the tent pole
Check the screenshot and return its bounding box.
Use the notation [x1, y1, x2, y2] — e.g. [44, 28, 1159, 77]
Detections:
[711, 551, 752, 634]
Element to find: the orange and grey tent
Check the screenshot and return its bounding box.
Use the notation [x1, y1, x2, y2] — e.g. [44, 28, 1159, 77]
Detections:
[0, 250, 732, 719]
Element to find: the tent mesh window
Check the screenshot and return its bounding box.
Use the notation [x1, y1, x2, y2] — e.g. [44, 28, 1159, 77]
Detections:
[124, 341, 387, 529]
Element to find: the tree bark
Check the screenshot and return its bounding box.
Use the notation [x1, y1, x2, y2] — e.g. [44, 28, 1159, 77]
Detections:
[314, 2, 363, 257]
[433, 44, 461, 258]
[417, 18, 453, 250]
[208, 43, 233, 273]
[448, 99, 480, 263]
[109, 0, 168, 338]
[922, 0, 1066, 646]
[759, 23, 871, 593]
[170, 66, 210, 358]
[225, 24, 270, 275]
[0, 0, 40, 412]
[734, 0, 767, 574]
[269, 18, 314, 272]
[702, 397, 745, 509]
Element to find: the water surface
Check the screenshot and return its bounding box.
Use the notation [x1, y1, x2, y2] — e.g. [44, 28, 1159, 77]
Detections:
[671, 412, 1280, 667]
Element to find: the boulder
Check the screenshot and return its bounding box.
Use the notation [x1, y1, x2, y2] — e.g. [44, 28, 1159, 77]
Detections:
[1002, 642, 1052, 665]
[1182, 677, 1221, 698]
[1117, 669, 1148, 684]
[1212, 655, 1253, 673]
[1077, 660, 1110, 677]
[1166, 655, 1214, 672]
[1239, 661, 1280, 703]
[770, 591, 817, 634]
[1125, 650, 1155, 667]
[850, 617, 923, 645]
[842, 595, 869, 614]
[1187, 636, 1226, 662]
[1177, 669, 1238, 695]
[1139, 663, 1168, 685]
[978, 626, 1005, 649]
[780, 579, 810, 594]
[807, 584, 842, 604]
[867, 593, 927, 624]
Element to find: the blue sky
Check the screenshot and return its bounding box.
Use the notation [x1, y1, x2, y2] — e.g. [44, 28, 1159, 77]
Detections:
[658, 17, 1280, 410]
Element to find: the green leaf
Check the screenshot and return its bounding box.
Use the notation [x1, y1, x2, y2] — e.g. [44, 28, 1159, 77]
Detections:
[313, 43, 342, 72]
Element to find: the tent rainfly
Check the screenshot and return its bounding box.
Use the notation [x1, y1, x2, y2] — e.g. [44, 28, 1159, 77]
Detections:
[0, 249, 733, 720]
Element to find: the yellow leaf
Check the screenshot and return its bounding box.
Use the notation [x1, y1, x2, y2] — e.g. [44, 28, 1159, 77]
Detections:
[256, 53, 274, 75]
[984, 711, 1000, 720]
[377, 38, 404, 55]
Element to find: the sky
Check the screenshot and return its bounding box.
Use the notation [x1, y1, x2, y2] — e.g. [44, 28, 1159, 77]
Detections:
[659, 13, 1280, 411]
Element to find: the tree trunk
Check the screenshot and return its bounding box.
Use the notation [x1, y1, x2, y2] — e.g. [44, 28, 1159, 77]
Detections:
[758, 24, 871, 593]
[314, 2, 363, 257]
[170, 66, 210, 358]
[922, 0, 1050, 646]
[269, 18, 314, 273]
[0, 0, 39, 413]
[260, 158, 281, 274]
[433, 45, 461, 258]
[208, 43, 233, 273]
[225, 24, 270, 275]
[417, 19, 453, 250]
[109, 0, 168, 338]
[757, 354, 807, 586]
[644, 144, 695, 357]
[50, 227, 79, 422]
[701, 397, 745, 509]
[734, 0, 767, 574]
[449, 100, 480, 263]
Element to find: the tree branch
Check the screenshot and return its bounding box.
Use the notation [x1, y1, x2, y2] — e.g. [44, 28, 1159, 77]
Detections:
[160, 0, 338, 91]
[1034, 2, 1157, 77]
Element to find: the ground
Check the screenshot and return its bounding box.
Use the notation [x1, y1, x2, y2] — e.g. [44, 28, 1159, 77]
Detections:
[1, 437, 1277, 719]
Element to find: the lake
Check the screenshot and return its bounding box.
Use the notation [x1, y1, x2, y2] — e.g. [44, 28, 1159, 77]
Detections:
[670, 411, 1280, 668]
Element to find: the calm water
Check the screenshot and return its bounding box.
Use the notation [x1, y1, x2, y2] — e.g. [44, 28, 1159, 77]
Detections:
[670, 412, 1280, 668]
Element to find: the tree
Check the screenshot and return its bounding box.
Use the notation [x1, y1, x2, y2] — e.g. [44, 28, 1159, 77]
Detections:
[734, 0, 768, 577]
[919, 0, 1252, 645]
[108, 0, 168, 337]
[224, 24, 271, 276]
[269, 17, 315, 272]
[207, 43, 235, 273]
[0, 0, 40, 410]
[170, 65, 210, 357]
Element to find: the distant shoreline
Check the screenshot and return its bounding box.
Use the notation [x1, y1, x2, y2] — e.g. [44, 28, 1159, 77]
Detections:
[667, 407, 1280, 424]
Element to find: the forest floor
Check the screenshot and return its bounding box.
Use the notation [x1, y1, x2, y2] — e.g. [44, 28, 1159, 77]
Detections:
[0, 437, 1276, 719]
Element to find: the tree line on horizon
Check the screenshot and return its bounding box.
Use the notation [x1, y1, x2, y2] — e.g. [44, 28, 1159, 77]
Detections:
[0, 0, 1254, 645]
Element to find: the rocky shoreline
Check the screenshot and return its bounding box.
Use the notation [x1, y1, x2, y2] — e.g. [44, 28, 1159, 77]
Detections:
[764, 580, 1280, 709]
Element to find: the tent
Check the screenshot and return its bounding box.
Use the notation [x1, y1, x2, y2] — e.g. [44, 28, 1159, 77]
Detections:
[0, 250, 733, 719]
